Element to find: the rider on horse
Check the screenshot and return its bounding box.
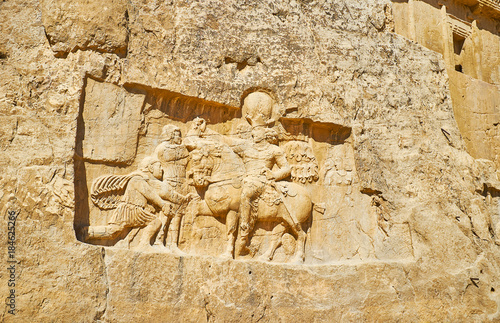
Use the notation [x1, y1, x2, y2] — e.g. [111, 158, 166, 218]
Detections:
[231, 126, 292, 255]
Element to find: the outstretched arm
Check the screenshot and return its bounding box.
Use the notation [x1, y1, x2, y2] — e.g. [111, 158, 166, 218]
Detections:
[271, 149, 291, 181]
[136, 179, 186, 209]
[157, 186, 186, 205]
[134, 179, 171, 209]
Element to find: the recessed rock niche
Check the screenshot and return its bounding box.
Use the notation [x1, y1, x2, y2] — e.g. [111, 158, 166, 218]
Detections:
[74, 77, 413, 264]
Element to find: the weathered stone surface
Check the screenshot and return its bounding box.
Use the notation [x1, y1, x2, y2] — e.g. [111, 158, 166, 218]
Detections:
[1, 0, 500, 321]
[391, 0, 500, 167]
[102, 249, 499, 322]
[80, 78, 145, 164]
[450, 70, 500, 164]
[41, 0, 129, 58]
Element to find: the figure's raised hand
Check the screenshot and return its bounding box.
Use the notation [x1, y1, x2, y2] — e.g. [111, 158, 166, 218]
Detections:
[186, 192, 199, 202]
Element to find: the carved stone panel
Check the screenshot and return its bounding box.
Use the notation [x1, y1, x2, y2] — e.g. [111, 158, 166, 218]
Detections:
[79, 78, 145, 164]
[75, 81, 414, 264]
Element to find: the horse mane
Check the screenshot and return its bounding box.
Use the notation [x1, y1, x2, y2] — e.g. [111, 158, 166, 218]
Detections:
[189, 137, 245, 183]
[210, 142, 245, 182]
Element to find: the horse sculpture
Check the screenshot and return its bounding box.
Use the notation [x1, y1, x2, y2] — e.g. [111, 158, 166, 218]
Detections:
[185, 136, 313, 263]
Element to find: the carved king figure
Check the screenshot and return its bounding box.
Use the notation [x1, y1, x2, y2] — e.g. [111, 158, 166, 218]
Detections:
[231, 126, 292, 255]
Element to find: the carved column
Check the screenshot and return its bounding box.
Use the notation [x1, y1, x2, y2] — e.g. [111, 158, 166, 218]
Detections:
[440, 5, 454, 70]
[408, 0, 417, 42]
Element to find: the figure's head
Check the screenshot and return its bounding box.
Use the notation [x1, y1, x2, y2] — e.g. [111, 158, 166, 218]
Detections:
[251, 127, 267, 143]
[188, 117, 207, 137]
[161, 124, 182, 145]
[139, 156, 163, 180]
[265, 128, 278, 145]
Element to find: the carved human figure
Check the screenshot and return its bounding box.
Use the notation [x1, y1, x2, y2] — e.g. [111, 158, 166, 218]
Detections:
[153, 124, 190, 253]
[185, 118, 313, 262]
[84, 156, 190, 251]
[231, 126, 292, 255]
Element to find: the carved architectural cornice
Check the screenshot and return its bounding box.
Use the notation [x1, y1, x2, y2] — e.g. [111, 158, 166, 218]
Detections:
[453, 0, 500, 17]
[447, 13, 472, 38]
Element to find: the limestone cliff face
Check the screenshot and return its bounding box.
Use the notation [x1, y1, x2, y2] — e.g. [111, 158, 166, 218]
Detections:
[1, 0, 500, 321]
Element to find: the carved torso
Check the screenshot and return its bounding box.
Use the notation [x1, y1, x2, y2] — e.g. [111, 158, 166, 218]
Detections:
[243, 144, 278, 175]
[122, 175, 157, 208]
[235, 141, 287, 178]
[154, 142, 189, 184]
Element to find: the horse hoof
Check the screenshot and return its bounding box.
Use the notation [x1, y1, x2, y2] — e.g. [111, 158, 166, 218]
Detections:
[258, 254, 272, 262]
[220, 252, 233, 260]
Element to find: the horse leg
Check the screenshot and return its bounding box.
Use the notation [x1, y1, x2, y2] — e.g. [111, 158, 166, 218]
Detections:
[236, 218, 256, 257]
[280, 209, 307, 263]
[292, 226, 307, 263]
[260, 222, 286, 261]
[221, 210, 238, 259]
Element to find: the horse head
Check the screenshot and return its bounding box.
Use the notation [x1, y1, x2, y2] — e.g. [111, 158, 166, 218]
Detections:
[187, 144, 222, 188]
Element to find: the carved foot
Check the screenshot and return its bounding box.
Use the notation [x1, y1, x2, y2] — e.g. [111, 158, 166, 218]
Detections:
[495, 239, 500, 246]
[153, 238, 165, 247]
[236, 237, 259, 257]
[247, 245, 258, 257]
[237, 244, 252, 257]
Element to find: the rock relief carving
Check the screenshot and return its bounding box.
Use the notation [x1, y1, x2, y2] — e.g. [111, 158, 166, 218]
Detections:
[152, 125, 191, 254]
[185, 116, 313, 262]
[283, 141, 319, 184]
[75, 81, 414, 263]
[81, 156, 195, 252]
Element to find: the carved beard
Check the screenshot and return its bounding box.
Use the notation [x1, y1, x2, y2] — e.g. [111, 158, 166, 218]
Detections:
[172, 137, 182, 145]
[253, 134, 266, 144]
[152, 167, 163, 180]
